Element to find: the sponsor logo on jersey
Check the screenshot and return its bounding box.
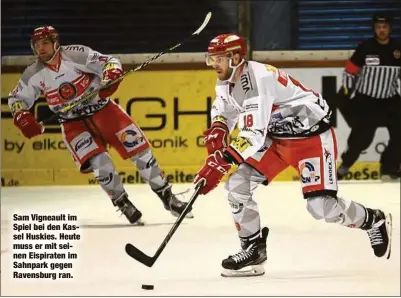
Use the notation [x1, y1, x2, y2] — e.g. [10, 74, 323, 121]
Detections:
[65, 45, 84, 52]
[90, 53, 99, 62]
[71, 98, 108, 116]
[96, 173, 113, 186]
[324, 148, 334, 184]
[240, 73, 252, 94]
[74, 137, 93, 152]
[120, 130, 144, 148]
[269, 116, 305, 135]
[229, 200, 244, 214]
[271, 112, 283, 121]
[231, 136, 252, 153]
[70, 132, 99, 160]
[244, 103, 258, 111]
[115, 125, 146, 152]
[257, 145, 269, 153]
[365, 56, 380, 65]
[299, 158, 321, 185]
[55, 73, 65, 80]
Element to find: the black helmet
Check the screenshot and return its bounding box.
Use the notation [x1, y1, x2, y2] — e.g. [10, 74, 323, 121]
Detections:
[372, 13, 392, 25]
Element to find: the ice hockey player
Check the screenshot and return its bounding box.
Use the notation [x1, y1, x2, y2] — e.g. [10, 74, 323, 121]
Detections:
[8, 25, 193, 225]
[194, 33, 392, 277]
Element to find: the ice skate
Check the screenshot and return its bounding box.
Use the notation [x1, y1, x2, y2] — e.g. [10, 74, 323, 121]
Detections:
[112, 193, 144, 225]
[221, 227, 269, 277]
[381, 169, 401, 182]
[154, 183, 194, 218]
[337, 164, 349, 180]
[365, 209, 392, 259]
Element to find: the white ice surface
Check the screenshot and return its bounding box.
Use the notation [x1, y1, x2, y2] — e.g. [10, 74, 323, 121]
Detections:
[1, 181, 400, 296]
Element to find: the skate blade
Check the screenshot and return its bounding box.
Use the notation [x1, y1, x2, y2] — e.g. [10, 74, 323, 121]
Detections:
[221, 264, 265, 277]
[132, 219, 146, 226]
[381, 175, 400, 182]
[385, 213, 392, 259]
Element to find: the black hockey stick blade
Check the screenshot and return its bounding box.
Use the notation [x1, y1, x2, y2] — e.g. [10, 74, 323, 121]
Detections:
[125, 243, 155, 267]
[125, 180, 205, 267]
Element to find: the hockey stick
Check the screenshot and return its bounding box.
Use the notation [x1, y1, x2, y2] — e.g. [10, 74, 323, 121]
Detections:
[125, 180, 205, 267]
[41, 11, 212, 125]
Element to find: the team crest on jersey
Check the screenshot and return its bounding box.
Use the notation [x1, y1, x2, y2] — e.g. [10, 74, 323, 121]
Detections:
[58, 82, 78, 100]
[393, 49, 400, 59]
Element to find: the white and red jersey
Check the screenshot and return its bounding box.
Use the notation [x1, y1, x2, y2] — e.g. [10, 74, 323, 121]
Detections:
[211, 61, 333, 163]
[8, 45, 122, 120]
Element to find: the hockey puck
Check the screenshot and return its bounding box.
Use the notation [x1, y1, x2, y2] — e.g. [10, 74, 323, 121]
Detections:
[141, 284, 154, 290]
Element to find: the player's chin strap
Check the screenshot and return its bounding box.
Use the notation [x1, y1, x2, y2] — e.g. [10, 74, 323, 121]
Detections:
[226, 58, 246, 83]
[45, 43, 61, 63]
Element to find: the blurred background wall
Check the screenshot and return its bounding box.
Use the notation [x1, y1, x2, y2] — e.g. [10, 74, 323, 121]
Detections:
[2, 0, 400, 55]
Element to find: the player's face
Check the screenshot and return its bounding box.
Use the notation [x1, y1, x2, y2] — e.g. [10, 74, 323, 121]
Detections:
[374, 23, 390, 41]
[34, 39, 56, 63]
[207, 54, 232, 80]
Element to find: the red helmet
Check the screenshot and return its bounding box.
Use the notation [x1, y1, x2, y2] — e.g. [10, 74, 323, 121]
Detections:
[30, 25, 60, 54]
[207, 33, 247, 58]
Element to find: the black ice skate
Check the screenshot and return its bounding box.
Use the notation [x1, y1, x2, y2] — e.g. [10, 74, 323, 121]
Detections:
[381, 169, 401, 182]
[337, 164, 349, 180]
[112, 193, 144, 225]
[154, 183, 194, 218]
[221, 227, 269, 277]
[362, 209, 392, 259]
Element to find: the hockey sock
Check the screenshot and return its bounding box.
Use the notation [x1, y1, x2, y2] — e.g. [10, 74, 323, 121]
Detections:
[130, 149, 166, 190]
[89, 152, 126, 200]
[306, 195, 367, 228]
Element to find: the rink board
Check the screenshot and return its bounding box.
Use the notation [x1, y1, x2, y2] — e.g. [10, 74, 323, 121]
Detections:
[1, 68, 393, 186]
[1, 161, 382, 187]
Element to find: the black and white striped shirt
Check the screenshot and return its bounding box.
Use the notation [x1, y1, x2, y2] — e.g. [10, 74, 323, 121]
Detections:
[355, 65, 400, 98]
[343, 38, 401, 100]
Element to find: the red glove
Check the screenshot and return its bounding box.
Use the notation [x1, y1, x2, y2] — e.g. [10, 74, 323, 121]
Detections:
[203, 122, 230, 155]
[99, 65, 124, 98]
[14, 110, 43, 139]
[194, 150, 231, 195]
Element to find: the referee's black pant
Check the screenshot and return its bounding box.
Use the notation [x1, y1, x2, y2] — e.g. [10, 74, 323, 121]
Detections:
[340, 94, 401, 174]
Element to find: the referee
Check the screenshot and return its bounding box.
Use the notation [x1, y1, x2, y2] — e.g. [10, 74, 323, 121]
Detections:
[337, 13, 401, 181]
